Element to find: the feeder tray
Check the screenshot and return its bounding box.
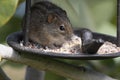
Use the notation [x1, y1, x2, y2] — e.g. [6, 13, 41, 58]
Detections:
[6, 30, 120, 60]
[6, 0, 120, 60]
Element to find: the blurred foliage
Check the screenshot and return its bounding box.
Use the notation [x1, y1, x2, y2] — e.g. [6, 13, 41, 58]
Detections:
[0, 0, 18, 27]
[45, 71, 66, 80]
[0, 0, 119, 80]
[51, 0, 116, 35]
[0, 16, 21, 43]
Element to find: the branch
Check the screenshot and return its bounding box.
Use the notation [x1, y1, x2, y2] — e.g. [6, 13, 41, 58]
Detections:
[0, 44, 117, 80]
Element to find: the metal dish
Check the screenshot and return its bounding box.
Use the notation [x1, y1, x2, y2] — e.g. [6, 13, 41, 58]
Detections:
[6, 30, 120, 60]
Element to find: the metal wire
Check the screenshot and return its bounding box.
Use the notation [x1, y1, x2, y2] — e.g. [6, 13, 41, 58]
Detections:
[23, 0, 31, 46]
[117, 0, 120, 46]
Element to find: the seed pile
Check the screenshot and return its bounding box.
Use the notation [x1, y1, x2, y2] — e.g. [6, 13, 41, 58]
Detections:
[97, 41, 120, 54]
[20, 35, 82, 54]
[20, 36, 120, 54]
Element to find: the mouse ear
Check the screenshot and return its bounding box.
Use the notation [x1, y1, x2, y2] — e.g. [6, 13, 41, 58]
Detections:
[47, 13, 57, 23]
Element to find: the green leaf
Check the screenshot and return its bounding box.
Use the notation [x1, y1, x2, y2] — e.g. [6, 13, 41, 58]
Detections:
[0, 0, 19, 27]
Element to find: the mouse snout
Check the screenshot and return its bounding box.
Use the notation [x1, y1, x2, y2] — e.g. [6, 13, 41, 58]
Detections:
[65, 34, 75, 41]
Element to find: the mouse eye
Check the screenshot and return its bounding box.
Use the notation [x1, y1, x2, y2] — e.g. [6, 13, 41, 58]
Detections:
[59, 25, 65, 31]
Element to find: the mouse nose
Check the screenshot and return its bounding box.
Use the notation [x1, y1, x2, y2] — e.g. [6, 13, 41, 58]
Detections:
[65, 34, 74, 41]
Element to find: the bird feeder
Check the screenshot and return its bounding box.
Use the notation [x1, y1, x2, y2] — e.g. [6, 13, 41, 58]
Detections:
[6, 0, 120, 60]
